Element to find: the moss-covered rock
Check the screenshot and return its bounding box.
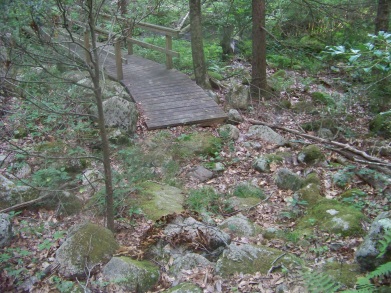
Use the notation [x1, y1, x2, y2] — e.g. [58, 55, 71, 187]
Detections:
[137, 182, 184, 221]
[55, 223, 118, 279]
[297, 200, 365, 237]
[163, 282, 202, 293]
[298, 145, 324, 165]
[294, 183, 323, 206]
[253, 153, 284, 173]
[299, 36, 325, 52]
[302, 173, 322, 187]
[339, 188, 367, 199]
[369, 112, 391, 138]
[320, 261, 361, 288]
[275, 168, 303, 191]
[0, 175, 40, 209]
[215, 243, 302, 276]
[226, 196, 261, 211]
[311, 92, 335, 106]
[232, 183, 265, 199]
[103, 256, 159, 292]
[301, 118, 338, 133]
[219, 214, 258, 237]
[173, 132, 221, 159]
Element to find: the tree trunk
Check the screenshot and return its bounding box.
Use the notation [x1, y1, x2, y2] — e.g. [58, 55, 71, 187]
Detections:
[189, 0, 207, 88]
[375, 0, 390, 34]
[87, 0, 115, 232]
[118, 0, 128, 16]
[251, 0, 267, 97]
[221, 24, 234, 61]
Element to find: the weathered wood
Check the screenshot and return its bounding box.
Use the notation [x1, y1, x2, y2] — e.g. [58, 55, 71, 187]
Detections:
[84, 30, 91, 64]
[114, 39, 123, 80]
[127, 38, 180, 58]
[166, 35, 173, 69]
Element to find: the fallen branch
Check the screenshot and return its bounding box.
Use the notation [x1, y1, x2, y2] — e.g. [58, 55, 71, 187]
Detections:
[0, 194, 50, 213]
[248, 119, 391, 168]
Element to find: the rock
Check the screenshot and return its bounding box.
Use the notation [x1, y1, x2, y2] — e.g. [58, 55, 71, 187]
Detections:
[103, 256, 159, 292]
[247, 125, 287, 146]
[15, 164, 31, 179]
[228, 109, 244, 124]
[219, 214, 257, 237]
[174, 132, 221, 159]
[0, 213, 12, 248]
[218, 124, 240, 141]
[107, 128, 131, 144]
[297, 200, 365, 237]
[226, 84, 249, 109]
[137, 182, 184, 221]
[55, 223, 118, 279]
[339, 188, 367, 199]
[318, 128, 334, 139]
[0, 174, 40, 208]
[355, 211, 391, 271]
[164, 216, 231, 251]
[170, 252, 213, 276]
[82, 169, 103, 189]
[274, 168, 303, 191]
[163, 282, 203, 293]
[91, 96, 138, 135]
[320, 261, 361, 288]
[298, 145, 324, 165]
[209, 162, 225, 172]
[206, 90, 219, 103]
[253, 154, 284, 173]
[227, 196, 260, 211]
[294, 183, 323, 206]
[188, 166, 213, 182]
[215, 243, 301, 276]
[302, 173, 321, 187]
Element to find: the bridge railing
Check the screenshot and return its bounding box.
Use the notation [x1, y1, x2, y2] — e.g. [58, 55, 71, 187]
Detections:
[99, 13, 180, 70]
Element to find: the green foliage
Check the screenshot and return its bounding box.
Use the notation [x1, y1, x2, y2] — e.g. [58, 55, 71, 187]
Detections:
[377, 227, 391, 258]
[186, 187, 226, 214]
[50, 276, 76, 293]
[302, 270, 341, 293]
[32, 167, 70, 188]
[333, 166, 356, 188]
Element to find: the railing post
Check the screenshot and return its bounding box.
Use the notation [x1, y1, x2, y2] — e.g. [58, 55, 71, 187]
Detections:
[115, 38, 124, 80]
[165, 34, 173, 69]
[84, 29, 91, 64]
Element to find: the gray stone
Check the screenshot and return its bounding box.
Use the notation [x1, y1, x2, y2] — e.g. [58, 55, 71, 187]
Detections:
[103, 257, 159, 292]
[215, 243, 301, 276]
[226, 84, 249, 109]
[355, 211, 391, 271]
[55, 223, 118, 279]
[219, 214, 256, 237]
[253, 157, 270, 173]
[0, 174, 40, 207]
[82, 169, 103, 189]
[228, 109, 244, 124]
[210, 162, 225, 172]
[164, 216, 231, 251]
[15, 164, 31, 179]
[247, 125, 287, 146]
[90, 96, 138, 134]
[274, 168, 303, 191]
[0, 213, 12, 248]
[170, 252, 213, 275]
[318, 128, 333, 139]
[188, 166, 213, 182]
[163, 282, 203, 293]
[297, 145, 324, 165]
[218, 124, 240, 140]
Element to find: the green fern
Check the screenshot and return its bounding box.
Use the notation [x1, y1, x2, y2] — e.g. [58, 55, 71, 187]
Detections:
[302, 271, 341, 293]
[377, 227, 391, 258]
[366, 261, 391, 280]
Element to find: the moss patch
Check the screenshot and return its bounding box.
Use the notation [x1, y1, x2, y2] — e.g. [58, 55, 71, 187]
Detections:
[137, 181, 185, 221]
[321, 261, 361, 288]
[340, 188, 367, 199]
[297, 200, 365, 236]
[298, 145, 324, 164]
[295, 183, 323, 206]
[173, 132, 221, 159]
[216, 243, 302, 277]
[369, 112, 391, 138]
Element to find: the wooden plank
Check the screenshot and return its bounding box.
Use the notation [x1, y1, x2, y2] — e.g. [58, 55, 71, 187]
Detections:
[146, 107, 226, 121]
[128, 38, 180, 57]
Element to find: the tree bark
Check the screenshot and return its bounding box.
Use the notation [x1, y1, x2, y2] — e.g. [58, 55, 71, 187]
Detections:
[87, 0, 115, 232]
[375, 0, 390, 34]
[189, 0, 207, 88]
[118, 0, 129, 16]
[251, 0, 267, 97]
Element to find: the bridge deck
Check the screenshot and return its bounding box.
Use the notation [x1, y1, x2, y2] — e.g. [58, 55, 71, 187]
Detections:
[103, 54, 227, 129]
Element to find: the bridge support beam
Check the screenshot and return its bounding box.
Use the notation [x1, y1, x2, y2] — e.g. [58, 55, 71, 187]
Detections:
[115, 38, 124, 80]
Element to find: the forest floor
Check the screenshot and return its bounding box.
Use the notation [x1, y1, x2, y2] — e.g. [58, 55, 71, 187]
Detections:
[1, 61, 390, 292]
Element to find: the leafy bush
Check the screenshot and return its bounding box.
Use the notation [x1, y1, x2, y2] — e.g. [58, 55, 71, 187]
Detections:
[232, 183, 265, 199]
[186, 187, 226, 214]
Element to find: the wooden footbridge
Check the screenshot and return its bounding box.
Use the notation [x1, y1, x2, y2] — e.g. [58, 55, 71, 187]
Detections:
[61, 14, 227, 130]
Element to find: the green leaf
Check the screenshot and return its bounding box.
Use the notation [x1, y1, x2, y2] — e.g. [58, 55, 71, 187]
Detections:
[349, 54, 361, 63]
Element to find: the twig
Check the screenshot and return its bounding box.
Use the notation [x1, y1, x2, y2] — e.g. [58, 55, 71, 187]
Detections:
[267, 253, 286, 275]
[0, 194, 50, 213]
[248, 118, 391, 167]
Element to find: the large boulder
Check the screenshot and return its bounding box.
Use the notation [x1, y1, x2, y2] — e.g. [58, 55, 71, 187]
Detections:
[170, 252, 214, 276]
[0, 213, 12, 248]
[164, 216, 231, 252]
[218, 124, 240, 141]
[247, 125, 287, 146]
[226, 84, 249, 109]
[55, 223, 118, 279]
[355, 211, 391, 271]
[215, 243, 301, 277]
[90, 96, 138, 134]
[103, 256, 159, 292]
[274, 168, 303, 191]
[0, 174, 40, 208]
[297, 200, 365, 237]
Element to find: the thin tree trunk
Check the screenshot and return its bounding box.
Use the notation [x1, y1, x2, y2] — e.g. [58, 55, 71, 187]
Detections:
[251, 0, 267, 97]
[375, 0, 390, 34]
[189, 0, 207, 88]
[87, 0, 115, 232]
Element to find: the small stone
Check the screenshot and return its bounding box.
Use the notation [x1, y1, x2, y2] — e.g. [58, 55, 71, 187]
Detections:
[228, 109, 244, 124]
[189, 166, 214, 182]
